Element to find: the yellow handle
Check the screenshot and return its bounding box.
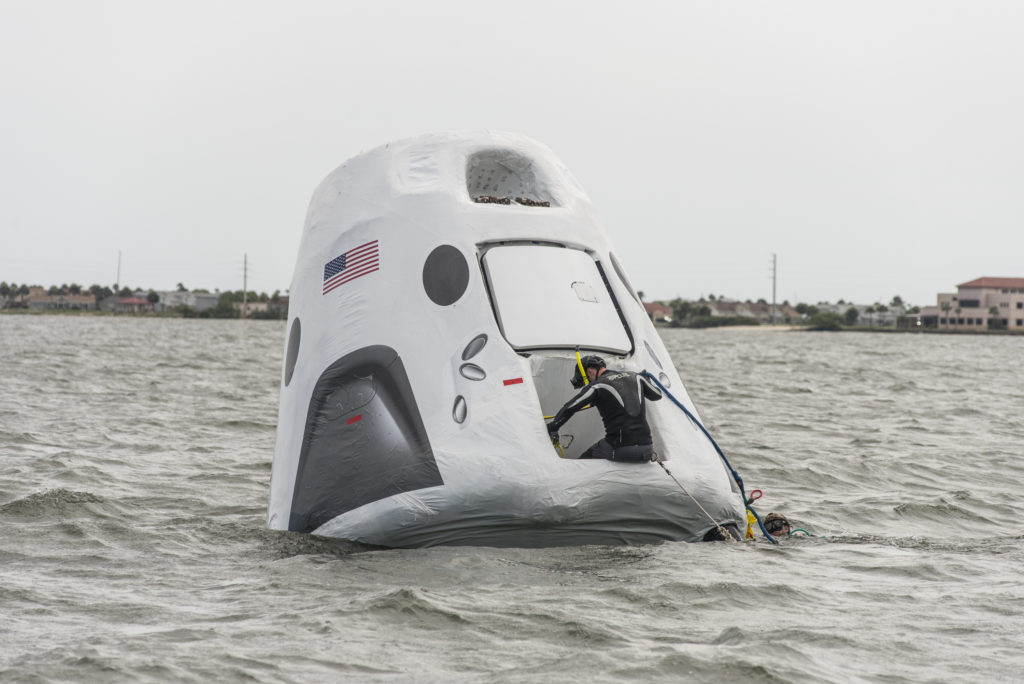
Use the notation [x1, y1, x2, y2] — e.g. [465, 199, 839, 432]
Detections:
[575, 350, 589, 386]
[545, 352, 593, 459]
[573, 351, 594, 410]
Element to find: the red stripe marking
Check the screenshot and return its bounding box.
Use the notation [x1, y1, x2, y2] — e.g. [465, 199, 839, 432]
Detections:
[503, 378, 523, 386]
[347, 414, 363, 425]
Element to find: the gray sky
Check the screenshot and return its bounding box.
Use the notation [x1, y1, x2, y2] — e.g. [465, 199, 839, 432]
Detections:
[2, 1, 1022, 306]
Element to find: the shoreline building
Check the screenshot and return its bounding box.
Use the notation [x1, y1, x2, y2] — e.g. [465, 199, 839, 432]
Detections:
[704, 299, 801, 324]
[643, 298, 802, 325]
[643, 301, 672, 323]
[98, 290, 221, 313]
[814, 302, 905, 327]
[23, 289, 96, 311]
[151, 290, 220, 313]
[920, 277, 1024, 331]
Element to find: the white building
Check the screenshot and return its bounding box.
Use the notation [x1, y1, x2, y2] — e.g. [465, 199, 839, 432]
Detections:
[920, 277, 1024, 331]
[151, 290, 220, 312]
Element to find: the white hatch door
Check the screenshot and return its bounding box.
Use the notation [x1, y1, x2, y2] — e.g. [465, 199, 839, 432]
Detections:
[482, 245, 632, 353]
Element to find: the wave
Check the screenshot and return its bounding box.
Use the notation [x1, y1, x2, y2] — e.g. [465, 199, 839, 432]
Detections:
[354, 587, 472, 625]
[217, 419, 276, 431]
[0, 488, 114, 520]
[261, 530, 378, 559]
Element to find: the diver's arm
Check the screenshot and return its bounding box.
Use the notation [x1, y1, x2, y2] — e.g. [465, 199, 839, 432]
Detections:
[547, 384, 599, 433]
[639, 374, 663, 401]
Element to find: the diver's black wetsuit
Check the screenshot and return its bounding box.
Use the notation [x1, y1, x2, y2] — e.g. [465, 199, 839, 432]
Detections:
[547, 370, 663, 461]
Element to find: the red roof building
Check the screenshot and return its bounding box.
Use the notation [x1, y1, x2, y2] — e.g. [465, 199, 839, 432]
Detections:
[643, 301, 672, 322]
[957, 277, 1024, 290]
[921, 277, 1024, 332]
[115, 297, 154, 313]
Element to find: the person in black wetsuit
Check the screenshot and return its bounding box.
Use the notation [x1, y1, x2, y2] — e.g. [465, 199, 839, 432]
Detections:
[546, 355, 663, 462]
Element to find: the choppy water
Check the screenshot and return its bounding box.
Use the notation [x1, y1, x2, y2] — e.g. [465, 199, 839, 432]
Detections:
[2, 316, 1022, 683]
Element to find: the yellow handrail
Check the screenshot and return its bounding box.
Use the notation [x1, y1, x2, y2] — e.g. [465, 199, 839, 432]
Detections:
[545, 351, 594, 458]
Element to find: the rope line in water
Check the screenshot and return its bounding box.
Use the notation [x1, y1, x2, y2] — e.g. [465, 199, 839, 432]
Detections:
[656, 460, 733, 541]
[641, 371, 778, 544]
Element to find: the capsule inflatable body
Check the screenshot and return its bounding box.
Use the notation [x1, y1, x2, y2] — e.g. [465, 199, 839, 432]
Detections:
[268, 131, 746, 547]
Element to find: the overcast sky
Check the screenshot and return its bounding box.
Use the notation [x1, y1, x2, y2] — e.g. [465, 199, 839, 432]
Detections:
[2, 1, 1022, 306]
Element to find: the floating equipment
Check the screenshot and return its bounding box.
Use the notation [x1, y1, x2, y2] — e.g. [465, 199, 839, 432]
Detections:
[267, 131, 748, 547]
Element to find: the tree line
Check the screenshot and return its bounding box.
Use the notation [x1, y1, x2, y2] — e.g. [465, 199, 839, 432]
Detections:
[0, 281, 127, 304]
[0, 281, 287, 319]
[650, 292, 920, 329]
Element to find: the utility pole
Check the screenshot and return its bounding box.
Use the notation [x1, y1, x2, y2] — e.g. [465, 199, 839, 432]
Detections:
[242, 253, 248, 319]
[115, 250, 122, 291]
[771, 253, 777, 325]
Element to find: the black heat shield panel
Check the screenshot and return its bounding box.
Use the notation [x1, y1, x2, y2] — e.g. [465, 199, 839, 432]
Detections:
[289, 345, 443, 532]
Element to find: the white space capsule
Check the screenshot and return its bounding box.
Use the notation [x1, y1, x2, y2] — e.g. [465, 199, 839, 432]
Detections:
[267, 131, 746, 547]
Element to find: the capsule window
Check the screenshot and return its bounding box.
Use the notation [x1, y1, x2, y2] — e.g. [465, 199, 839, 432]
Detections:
[466, 149, 557, 206]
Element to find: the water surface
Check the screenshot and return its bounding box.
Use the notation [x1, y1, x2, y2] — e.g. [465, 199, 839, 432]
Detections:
[2, 317, 1022, 682]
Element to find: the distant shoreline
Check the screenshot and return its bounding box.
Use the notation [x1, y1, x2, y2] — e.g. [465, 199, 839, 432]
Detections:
[0, 309, 283, 320]
[656, 322, 1023, 336]
[5, 310, 1020, 335]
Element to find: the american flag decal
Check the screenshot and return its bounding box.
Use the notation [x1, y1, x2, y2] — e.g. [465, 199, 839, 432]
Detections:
[323, 240, 380, 295]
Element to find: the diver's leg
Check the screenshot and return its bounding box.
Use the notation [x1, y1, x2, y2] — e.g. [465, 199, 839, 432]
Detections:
[610, 444, 655, 462]
[579, 439, 614, 460]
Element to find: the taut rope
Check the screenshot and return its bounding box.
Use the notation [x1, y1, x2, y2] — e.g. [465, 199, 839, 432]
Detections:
[656, 459, 734, 541]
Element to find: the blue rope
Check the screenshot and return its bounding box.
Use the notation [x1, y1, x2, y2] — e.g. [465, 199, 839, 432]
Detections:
[641, 371, 777, 544]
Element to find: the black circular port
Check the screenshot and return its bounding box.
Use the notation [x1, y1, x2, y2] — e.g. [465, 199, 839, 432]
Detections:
[423, 245, 470, 306]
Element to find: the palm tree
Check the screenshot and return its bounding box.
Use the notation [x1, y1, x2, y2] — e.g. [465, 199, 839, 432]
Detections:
[669, 298, 693, 326]
[940, 302, 951, 330]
